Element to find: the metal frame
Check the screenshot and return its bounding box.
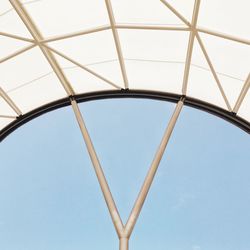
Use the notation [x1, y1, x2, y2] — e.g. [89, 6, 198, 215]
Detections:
[71, 96, 183, 250]
[0, 87, 22, 116]
[105, 0, 129, 89]
[1, 89, 249, 143]
[1, 1, 249, 249]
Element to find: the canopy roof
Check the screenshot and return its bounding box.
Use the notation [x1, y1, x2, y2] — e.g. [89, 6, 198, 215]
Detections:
[0, 0, 250, 139]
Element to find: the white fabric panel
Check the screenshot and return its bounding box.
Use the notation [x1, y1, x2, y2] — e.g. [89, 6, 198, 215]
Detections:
[199, 33, 250, 108]
[118, 29, 189, 61]
[199, 34, 250, 81]
[20, 0, 110, 37]
[87, 61, 124, 89]
[198, 0, 250, 39]
[0, 117, 15, 130]
[48, 30, 124, 86]
[0, 0, 249, 133]
[118, 29, 189, 92]
[0, 1, 32, 38]
[49, 30, 120, 65]
[217, 75, 244, 109]
[166, 0, 195, 22]
[0, 35, 31, 60]
[124, 60, 184, 94]
[238, 90, 250, 122]
[7, 73, 66, 113]
[111, 0, 185, 26]
[53, 54, 118, 94]
[187, 39, 227, 109]
[0, 97, 16, 116]
[0, 47, 66, 113]
[0, 47, 57, 91]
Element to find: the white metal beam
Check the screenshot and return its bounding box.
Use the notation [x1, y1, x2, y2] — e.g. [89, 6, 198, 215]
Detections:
[116, 24, 190, 31]
[41, 25, 111, 43]
[197, 27, 250, 46]
[0, 44, 36, 64]
[196, 33, 232, 111]
[0, 87, 22, 116]
[182, 0, 201, 95]
[124, 99, 184, 238]
[105, 0, 129, 89]
[44, 45, 121, 89]
[233, 73, 250, 113]
[71, 99, 124, 238]
[160, 0, 191, 27]
[0, 31, 35, 42]
[9, 0, 75, 96]
[71, 97, 184, 250]
[0, 115, 17, 119]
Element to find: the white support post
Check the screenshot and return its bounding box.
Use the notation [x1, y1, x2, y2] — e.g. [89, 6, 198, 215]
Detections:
[182, 0, 201, 95]
[71, 99, 124, 238]
[195, 33, 232, 111]
[0, 87, 22, 116]
[105, 0, 129, 89]
[71, 98, 184, 250]
[233, 73, 250, 113]
[124, 99, 184, 238]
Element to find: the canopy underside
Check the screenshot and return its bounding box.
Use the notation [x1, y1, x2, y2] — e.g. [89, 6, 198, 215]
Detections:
[0, 0, 250, 136]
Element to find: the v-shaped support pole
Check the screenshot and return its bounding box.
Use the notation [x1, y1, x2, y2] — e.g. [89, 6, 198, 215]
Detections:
[71, 97, 184, 250]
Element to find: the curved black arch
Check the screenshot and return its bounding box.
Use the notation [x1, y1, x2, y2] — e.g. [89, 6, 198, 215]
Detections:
[0, 89, 249, 141]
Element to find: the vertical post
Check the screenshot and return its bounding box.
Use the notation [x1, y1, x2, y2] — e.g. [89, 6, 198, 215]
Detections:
[71, 97, 184, 250]
[71, 99, 124, 238]
[124, 99, 184, 237]
[119, 237, 129, 250]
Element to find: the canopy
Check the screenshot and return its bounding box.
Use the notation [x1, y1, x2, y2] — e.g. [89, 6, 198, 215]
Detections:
[1, 0, 250, 139]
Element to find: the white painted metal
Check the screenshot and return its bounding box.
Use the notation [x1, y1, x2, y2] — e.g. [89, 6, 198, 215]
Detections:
[0, 87, 22, 116]
[71, 98, 183, 250]
[105, 0, 129, 89]
[9, 0, 75, 96]
[71, 99, 124, 238]
[196, 33, 232, 111]
[233, 73, 250, 113]
[182, 0, 200, 95]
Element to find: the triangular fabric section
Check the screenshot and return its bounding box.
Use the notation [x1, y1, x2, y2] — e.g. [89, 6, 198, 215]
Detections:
[0, 96, 16, 116]
[0, 1, 32, 38]
[82, 99, 176, 222]
[0, 117, 15, 131]
[111, 0, 189, 26]
[164, 0, 195, 23]
[52, 52, 121, 94]
[237, 87, 250, 121]
[48, 30, 124, 88]
[187, 38, 228, 109]
[198, 33, 250, 109]
[0, 35, 32, 61]
[215, 74, 244, 109]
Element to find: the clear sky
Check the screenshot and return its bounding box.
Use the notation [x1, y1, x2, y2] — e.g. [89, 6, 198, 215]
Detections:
[0, 98, 250, 250]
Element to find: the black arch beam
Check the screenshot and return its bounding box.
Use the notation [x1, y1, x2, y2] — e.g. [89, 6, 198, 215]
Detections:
[1, 90, 249, 142]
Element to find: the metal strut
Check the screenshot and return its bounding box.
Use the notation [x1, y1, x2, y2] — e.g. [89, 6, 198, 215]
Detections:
[71, 97, 184, 250]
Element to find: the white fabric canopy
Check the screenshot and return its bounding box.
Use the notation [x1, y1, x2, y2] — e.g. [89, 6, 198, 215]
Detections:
[0, 0, 250, 133]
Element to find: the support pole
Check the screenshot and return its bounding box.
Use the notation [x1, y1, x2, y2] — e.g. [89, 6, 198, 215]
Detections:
[124, 99, 184, 237]
[71, 99, 124, 237]
[119, 237, 129, 250]
[71, 97, 184, 250]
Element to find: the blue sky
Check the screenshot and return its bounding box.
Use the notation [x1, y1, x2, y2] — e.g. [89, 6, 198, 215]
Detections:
[0, 98, 250, 250]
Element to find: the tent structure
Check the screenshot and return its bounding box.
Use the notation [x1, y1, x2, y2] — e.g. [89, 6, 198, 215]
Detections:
[0, 0, 249, 249]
